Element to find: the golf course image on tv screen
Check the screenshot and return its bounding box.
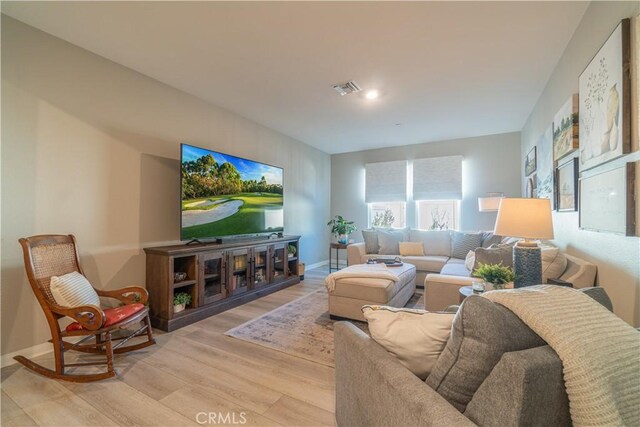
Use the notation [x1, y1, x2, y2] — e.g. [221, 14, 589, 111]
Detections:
[181, 144, 284, 240]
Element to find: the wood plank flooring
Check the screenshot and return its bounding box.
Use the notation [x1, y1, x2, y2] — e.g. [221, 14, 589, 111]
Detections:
[1, 267, 336, 427]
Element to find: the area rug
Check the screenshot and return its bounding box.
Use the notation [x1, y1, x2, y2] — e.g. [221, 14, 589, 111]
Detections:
[225, 288, 423, 367]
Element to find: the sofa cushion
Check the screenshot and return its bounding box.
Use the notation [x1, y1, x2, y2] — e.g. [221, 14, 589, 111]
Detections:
[399, 242, 425, 256]
[473, 244, 513, 271]
[409, 229, 451, 256]
[328, 263, 416, 303]
[400, 256, 449, 272]
[425, 296, 546, 412]
[378, 230, 406, 255]
[363, 306, 455, 380]
[362, 229, 380, 254]
[440, 261, 471, 277]
[451, 232, 483, 259]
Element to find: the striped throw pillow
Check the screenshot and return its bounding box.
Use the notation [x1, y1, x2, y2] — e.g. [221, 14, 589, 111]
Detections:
[50, 271, 101, 308]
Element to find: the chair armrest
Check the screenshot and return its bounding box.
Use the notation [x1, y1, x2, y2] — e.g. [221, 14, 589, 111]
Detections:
[347, 243, 366, 266]
[425, 274, 481, 311]
[335, 322, 474, 427]
[96, 286, 149, 304]
[50, 304, 105, 331]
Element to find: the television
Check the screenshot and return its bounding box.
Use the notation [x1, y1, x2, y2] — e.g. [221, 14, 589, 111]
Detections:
[180, 143, 284, 241]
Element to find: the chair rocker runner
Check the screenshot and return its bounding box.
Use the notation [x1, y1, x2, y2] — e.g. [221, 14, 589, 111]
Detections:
[16, 234, 156, 382]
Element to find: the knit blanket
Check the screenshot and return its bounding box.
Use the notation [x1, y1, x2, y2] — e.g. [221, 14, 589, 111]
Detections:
[325, 263, 399, 292]
[483, 285, 640, 427]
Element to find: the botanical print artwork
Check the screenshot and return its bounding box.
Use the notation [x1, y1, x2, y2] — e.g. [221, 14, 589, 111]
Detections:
[525, 146, 537, 176]
[556, 158, 578, 212]
[579, 21, 629, 171]
[536, 126, 554, 206]
[553, 95, 579, 161]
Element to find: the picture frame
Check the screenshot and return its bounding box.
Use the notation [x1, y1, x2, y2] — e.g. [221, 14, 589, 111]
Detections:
[552, 94, 579, 162]
[536, 126, 554, 208]
[526, 174, 537, 198]
[579, 162, 636, 235]
[579, 19, 631, 171]
[555, 157, 578, 212]
[525, 146, 537, 176]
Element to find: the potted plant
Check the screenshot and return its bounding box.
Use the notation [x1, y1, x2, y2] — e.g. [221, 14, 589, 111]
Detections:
[472, 263, 516, 290]
[173, 292, 192, 313]
[327, 215, 357, 244]
[287, 244, 297, 258]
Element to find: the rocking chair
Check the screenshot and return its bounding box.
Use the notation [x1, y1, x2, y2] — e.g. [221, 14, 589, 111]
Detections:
[15, 234, 156, 382]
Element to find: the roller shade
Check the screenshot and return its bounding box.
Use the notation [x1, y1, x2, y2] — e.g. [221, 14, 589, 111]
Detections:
[413, 156, 462, 200]
[365, 160, 407, 203]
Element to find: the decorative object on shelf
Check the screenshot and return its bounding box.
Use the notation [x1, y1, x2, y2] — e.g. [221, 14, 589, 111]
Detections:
[327, 215, 357, 244]
[536, 126, 554, 208]
[525, 146, 537, 176]
[526, 174, 537, 198]
[579, 19, 631, 171]
[173, 292, 192, 313]
[555, 157, 579, 212]
[478, 192, 505, 212]
[173, 272, 187, 282]
[472, 263, 515, 290]
[579, 162, 636, 235]
[494, 198, 554, 288]
[287, 244, 297, 258]
[553, 94, 580, 161]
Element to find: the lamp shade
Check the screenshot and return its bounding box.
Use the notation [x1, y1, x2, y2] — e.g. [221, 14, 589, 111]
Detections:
[494, 198, 554, 240]
[478, 192, 504, 212]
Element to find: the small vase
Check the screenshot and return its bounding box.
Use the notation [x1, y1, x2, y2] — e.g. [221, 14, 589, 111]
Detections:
[472, 281, 485, 293]
[338, 234, 349, 244]
[492, 282, 506, 290]
[173, 303, 186, 314]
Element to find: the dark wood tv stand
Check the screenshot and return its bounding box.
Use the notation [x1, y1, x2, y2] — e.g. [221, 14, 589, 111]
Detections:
[144, 235, 300, 331]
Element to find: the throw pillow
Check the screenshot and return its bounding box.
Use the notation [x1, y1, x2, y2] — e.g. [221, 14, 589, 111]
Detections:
[362, 305, 455, 379]
[50, 271, 101, 308]
[378, 230, 405, 255]
[361, 229, 380, 254]
[480, 232, 502, 248]
[473, 244, 513, 271]
[408, 229, 452, 256]
[464, 251, 475, 271]
[540, 245, 567, 282]
[398, 242, 425, 256]
[451, 232, 483, 259]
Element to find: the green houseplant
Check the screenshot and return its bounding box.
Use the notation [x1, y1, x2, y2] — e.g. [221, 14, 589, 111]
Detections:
[173, 292, 192, 313]
[327, 215, 357, 244]
[472, 263, 516, 290]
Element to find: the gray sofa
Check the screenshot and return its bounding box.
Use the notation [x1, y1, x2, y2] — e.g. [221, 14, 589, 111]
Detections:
[335, 287, 612, 427]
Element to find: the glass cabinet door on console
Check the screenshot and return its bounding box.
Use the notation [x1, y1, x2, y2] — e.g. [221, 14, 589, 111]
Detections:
[199, 252, 227, 305]
[271, 243, 287, 283]
[251, 245, 270, 289]
[228, 248, 250, 296]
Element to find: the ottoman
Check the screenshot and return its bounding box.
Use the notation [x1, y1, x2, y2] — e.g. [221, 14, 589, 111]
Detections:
[327, 263, 416, 321]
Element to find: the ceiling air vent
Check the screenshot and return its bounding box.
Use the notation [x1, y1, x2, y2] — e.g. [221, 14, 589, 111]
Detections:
[332, 80, 362, 96]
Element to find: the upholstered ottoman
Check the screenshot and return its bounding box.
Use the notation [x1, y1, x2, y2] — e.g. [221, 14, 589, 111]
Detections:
[327, 263, 416, 321]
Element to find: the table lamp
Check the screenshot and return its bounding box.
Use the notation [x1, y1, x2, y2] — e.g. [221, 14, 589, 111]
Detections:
[493, 198, 554, 288]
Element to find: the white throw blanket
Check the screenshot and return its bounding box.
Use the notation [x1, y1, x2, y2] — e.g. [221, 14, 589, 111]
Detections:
[325, 263, 400, 292]
[483, 285, 640, 427]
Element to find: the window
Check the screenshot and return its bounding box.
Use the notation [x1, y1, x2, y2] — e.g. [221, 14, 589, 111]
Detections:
[417, 200, 459, 230]
[369, 202, 406, 228]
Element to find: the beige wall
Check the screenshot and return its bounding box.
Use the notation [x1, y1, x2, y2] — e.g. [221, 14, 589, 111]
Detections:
[331, 132, 522, 237]
[1, 16, 331, 355]
[520, 2, 640, 326]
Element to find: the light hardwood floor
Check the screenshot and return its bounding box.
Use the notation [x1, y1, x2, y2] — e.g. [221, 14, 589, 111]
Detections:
[1, 267, 337, 427]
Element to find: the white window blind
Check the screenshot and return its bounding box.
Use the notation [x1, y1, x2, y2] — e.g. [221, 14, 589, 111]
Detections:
[413, 155, 463, 200]
[365, 160, 407, 203]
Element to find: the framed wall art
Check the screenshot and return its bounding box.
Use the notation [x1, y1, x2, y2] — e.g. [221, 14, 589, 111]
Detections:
[525, 146, 537, 176]
[553, 94, 579, 162]
[536, 126, 554, 207]
[526, 173, 537, 198]
[555, 157, 578, 212]
[579, 19, 631, 171]
[579, 162, 635, 235]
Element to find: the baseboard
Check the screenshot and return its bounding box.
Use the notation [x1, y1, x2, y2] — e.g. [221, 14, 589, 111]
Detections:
[306, 259, 329, 270]
[1, 342, 53, 368]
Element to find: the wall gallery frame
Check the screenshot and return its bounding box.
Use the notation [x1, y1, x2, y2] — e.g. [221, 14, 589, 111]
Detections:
[555, 157, 578, 212]
[579, 19, 631, 171]
[553, 94, 579, 162]
[579, 162, 636, 235]
[536, 126, 554, 207]
[525, 146, 537, 176]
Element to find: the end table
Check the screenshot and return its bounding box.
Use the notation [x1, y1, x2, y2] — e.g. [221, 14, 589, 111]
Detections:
[329, 243, 349, 272]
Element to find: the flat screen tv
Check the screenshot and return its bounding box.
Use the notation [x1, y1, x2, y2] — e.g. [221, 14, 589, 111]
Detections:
[180, 143, 284, 241]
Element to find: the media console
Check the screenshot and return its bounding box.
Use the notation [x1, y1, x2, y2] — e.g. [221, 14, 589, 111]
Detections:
[144, 235, 301, 331]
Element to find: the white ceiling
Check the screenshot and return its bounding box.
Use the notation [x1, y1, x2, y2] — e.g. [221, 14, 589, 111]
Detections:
[2, 1, 589, 154]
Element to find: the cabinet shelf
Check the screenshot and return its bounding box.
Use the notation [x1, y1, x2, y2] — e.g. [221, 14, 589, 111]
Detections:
[204, 273, 220, 280]
[172, 279, 197, 289]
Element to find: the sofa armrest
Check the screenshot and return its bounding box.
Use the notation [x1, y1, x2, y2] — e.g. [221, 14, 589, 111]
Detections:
[424, 274, 481, 312]
[464, 346, 570, 427]
[561, 254, 597, 288]
[346, 243, 366, 266]
[335, 322, 474, 427]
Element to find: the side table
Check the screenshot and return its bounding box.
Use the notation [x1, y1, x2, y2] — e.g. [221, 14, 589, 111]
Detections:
[329, 243, 349, 272]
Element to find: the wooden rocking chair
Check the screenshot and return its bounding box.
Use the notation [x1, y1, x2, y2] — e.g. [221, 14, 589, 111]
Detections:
[15, 234, 156, 382]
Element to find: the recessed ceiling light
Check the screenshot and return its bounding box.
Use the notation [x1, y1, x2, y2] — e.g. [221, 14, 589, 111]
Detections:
[365, 90, 379, 100]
